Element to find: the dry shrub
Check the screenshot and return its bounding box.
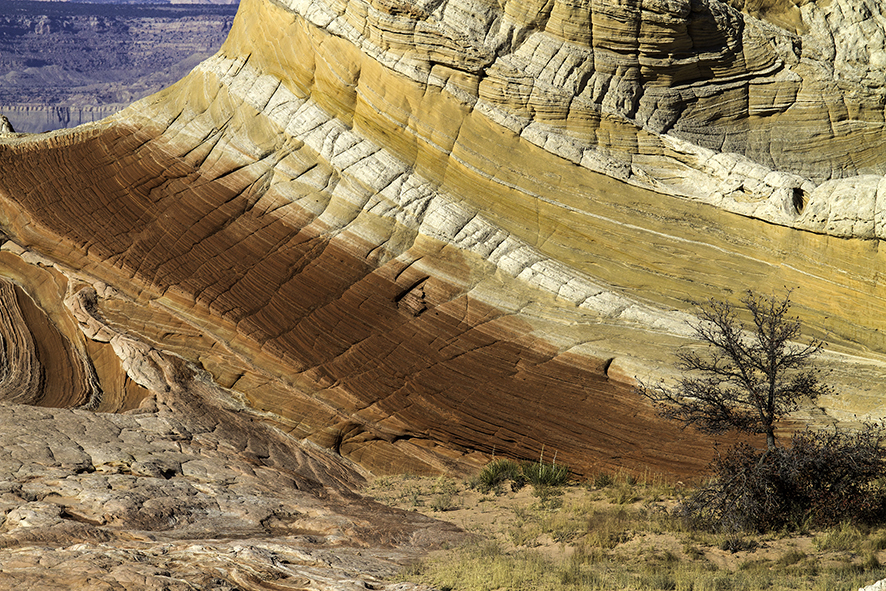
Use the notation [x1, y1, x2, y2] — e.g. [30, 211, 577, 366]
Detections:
[680, 426, 886, 533]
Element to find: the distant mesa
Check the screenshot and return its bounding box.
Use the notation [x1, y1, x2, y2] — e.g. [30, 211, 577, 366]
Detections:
[0, 0, 237, 132]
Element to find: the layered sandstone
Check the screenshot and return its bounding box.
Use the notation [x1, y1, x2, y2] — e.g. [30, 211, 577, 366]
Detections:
[0, 0, 885, 491]
[0, 383, 457, 590]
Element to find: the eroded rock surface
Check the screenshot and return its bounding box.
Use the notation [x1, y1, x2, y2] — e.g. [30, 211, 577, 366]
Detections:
[0, 0, 883, 500]
[0, 383, 458, 590]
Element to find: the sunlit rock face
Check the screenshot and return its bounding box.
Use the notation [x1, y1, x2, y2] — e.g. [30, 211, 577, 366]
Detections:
[0, 0, 885, 489]
[0, 375, 462, 590]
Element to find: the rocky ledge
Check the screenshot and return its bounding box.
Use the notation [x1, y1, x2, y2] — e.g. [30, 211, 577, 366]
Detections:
[0, 386, 458, 590]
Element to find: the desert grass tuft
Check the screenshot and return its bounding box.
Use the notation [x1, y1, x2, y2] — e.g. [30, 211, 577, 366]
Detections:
[475, 458, 525, 493]
[522, 458, 570, 488]
[814, 521, 865, 552]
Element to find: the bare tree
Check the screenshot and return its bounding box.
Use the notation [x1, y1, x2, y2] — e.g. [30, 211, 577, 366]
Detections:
[637, 290, 831, 450]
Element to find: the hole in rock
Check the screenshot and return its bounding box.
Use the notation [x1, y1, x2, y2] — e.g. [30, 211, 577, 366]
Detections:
[792, 187, 807, 214]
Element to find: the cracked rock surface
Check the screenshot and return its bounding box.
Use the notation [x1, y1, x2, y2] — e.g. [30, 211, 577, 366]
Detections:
[0, 390, 458, 590]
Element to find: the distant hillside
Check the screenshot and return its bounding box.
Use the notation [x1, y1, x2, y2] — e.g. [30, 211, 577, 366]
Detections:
[27, 0, 239, 3]
[0, 0, 237, 132]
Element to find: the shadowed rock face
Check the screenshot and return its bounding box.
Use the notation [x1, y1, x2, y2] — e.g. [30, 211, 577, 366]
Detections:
[0, 0, 885, 488]
[0, 119, 724, 478]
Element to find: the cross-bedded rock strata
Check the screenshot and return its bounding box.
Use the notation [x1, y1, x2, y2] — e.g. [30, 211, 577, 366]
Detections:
[0, 0, 885, 512]
[4, 0, 886, 584]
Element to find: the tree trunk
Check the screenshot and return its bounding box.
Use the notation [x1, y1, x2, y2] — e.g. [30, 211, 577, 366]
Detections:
[766, 428, 777, 450]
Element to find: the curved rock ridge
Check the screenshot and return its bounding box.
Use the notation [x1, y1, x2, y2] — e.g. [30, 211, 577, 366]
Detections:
[179, 0, 886, 354]
[0, 0, 885, 485]
[0, 99, 731, 477]
[233, 0, 886, 233]
[0, 277, 99, 408]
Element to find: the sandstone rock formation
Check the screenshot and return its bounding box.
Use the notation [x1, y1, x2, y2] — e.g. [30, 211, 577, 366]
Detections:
[3, 0, 886, 585]
[0, 0, 884, 492]
[0, 383, 458, 589]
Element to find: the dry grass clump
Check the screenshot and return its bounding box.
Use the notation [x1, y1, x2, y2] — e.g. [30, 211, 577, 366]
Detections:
[407, 538, 886, 591]
[814, 521, 865, 552]
[509, 497, 597, 546]
[366, 474, 461, 511]
[376, 468, 886, 591]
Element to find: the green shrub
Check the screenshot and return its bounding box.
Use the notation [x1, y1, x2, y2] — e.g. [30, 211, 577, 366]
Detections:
[475, 452, 571, 494]
[476, 458, 524, 492]
[522, 458, 569, 488]
[403, 483, 423, 507]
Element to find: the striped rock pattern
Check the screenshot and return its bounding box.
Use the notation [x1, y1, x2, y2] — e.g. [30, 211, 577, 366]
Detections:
[0, 0, 883, 483]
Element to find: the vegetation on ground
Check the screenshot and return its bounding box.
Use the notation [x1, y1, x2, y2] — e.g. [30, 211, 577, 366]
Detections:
[683, 427, 886, 533]
[474, 452, 569, 490]
[637, 290, 886, 532]
[366, 291, 886, 589]
[366, 470, 886, 591]
[475, 458, 525, 492]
